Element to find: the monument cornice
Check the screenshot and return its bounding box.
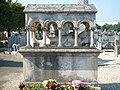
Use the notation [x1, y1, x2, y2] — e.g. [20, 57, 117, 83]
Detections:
[24, 4, 97, 13]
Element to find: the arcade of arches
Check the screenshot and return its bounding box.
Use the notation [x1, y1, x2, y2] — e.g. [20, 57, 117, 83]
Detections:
[24, 4, 97, 48]
[26, 20, 95, 48]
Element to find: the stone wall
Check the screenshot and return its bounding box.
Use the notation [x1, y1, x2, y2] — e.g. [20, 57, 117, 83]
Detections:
[20, 48, 100, 83]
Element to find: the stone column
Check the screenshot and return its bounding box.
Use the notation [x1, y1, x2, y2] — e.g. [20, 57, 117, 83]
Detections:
[90, 29, 94, 47]
[74, 27, 79, 47]
[26, 26, 31, 47]
[58, 27, 62, 47]
[114, 33, 119, 57]
[30, 30, 33, 47]
[98, 33, 102, 50]
[43, 28, 46, 47]
[32, 30, 35, 47]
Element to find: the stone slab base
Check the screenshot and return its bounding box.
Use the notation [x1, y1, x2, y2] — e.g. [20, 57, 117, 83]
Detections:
[20, 48, 101, 82]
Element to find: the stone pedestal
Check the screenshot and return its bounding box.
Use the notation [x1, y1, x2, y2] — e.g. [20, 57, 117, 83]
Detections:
[20, 48, 101, 83]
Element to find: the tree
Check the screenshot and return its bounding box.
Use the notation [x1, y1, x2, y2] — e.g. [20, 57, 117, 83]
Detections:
[0, 0, 6, 3]
[96, 24, 101, 30]
[112, 22, 120, 31]
[101, 23, 112, 31]
[117, 22, 120, 31]
[96, 23, 120, 32]
[0, 0, 25, 36]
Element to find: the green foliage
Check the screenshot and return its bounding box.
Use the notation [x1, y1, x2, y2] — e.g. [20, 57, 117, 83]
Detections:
[96, 24, 101, 30]
[112, 22, 120, 31]
[96, 22, 120, 31]
[26, 83, 40, 90]
[102, 23, 112, 31]
[0, 0, 25, 36]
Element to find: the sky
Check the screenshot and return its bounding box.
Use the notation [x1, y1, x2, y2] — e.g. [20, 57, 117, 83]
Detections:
[12, 0, 120, 23]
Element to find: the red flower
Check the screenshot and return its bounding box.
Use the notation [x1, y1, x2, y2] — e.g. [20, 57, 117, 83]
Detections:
[68, 84, 72, 86]
[18, 82, 25, 90]
[48, 83, 54, 87]
[75, 85, 79, 89]
[64, 82, 67, 85]
[19, 82, 25, 87]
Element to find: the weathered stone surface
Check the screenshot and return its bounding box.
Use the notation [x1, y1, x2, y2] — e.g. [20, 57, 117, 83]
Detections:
[23, 1, 99, 84]
[24, 3, 97, 48]
[20, 48, 101, 82]
[24, 4, 97, 13]
[27, 13, 96, 22]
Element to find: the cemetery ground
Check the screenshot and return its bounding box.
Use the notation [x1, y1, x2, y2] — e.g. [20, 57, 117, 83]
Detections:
[0, 51, 120, 90]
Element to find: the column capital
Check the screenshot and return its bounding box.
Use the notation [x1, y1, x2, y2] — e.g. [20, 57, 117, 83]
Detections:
[73, 27, 79, 30]
[42, 27, 47, 30]
[31, 27, 36, 31]
[91, 26, 95, 31]
[57, 27, 63, 30]
[25, 25, 31, 31]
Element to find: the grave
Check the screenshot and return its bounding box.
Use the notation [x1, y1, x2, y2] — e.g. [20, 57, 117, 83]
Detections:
[20, 0, 101, 86]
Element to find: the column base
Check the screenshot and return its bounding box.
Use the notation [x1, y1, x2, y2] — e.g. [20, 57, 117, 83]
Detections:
[74, 44, 78, 47]
[26, 45, 32, 48]
[43, 44, 47, 47]
[90, 45, 95, 48]
[58, 44, 62, 48]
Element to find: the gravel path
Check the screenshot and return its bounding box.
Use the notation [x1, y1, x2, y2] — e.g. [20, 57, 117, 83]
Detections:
[0, 53, 23, 90]
[98, 51, 120, 90]
[0, 51, 120, 90]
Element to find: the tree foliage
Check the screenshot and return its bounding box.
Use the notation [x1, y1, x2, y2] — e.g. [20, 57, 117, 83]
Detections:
[96, 22, 120, 32]
[96, 24, 101, 30]
[0, 0, 25, 36]
[102, 24, 112, 31]
[112, 22, 120, 31]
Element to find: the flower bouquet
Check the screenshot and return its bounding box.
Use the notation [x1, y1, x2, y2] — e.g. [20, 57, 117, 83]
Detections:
[60, 82, 74, 90]
[72, 80, 89, 90]
[18, 82, 25, 90]
[42, 79, 59, 90]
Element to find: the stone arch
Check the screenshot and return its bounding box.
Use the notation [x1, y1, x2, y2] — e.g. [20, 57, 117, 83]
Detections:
[29, 19, 44, 28]
[45, 21, 59, 37]
[29, 21, 44, 47]
[77, 19, 93, 31]
[44, 20, 59, 28]
[61, 20, 76, 47]
[44, 20, 59, 47]
[46, 21, 58, 30]
[77, 20, 93, 47]
[62, 21, 74, 35]
[61, 20, 76, 28]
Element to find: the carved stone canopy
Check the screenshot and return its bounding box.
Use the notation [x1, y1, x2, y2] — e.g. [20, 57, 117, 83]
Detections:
[24, 4, 97, 13]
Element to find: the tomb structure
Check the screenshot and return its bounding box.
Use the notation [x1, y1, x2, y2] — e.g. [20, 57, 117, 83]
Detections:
[20, 0, 101, 84]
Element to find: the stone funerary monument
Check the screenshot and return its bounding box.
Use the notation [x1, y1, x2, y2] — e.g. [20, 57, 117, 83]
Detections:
[20, 0, 101, 83]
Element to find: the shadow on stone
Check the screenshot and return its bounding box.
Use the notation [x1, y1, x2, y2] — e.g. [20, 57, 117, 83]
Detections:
[98, 58, 113, 66]
[99, 83, 120, 90]
[0, 80, 8, 86]
[0, 60, 23, 67]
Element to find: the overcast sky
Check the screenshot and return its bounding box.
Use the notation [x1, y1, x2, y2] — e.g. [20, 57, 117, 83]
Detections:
[12, 0, 120, 22]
